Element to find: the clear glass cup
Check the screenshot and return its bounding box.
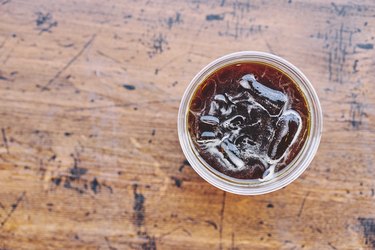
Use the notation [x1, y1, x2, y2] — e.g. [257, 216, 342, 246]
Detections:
[178, 51, 323, 195]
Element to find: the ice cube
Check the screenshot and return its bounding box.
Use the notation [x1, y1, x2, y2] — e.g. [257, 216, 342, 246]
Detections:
[200, 115, 220, 125]
[208, 98, 233, 117]
[220, 139, 245, 170]
[239, 74, 287, 116]
[201, 131, 217, 139]
[221, 115, 246, 130]
[214, 94, 228, 103]
[267, 110, 302, 160]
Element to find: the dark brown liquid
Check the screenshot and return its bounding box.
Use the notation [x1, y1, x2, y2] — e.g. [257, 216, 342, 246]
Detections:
[188, 62, 309, 180]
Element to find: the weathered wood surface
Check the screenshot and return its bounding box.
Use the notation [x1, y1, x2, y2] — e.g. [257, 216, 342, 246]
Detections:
[0, 0, 375, 249]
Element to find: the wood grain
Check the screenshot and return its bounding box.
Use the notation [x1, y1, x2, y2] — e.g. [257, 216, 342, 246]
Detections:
[0, 0, 375, 249]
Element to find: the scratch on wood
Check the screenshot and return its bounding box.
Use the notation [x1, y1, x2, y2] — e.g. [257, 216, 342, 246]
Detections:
[331, 2, 346, 16]
[265, 40, 274, 54]
[104, 236, 117, 250]
[328, 242, 338, 250]
[1, 128, 9, 153]
[328, 51, 332, 81]
[2, 46, 15, 64]
[0, 191, 26, 228]
[231, 232, 235, 250]
[1, 0, 11, 5]
[97, 50, 122, 64]
[182, 228, 192, 236]
[155, 52, 186, 73]
[159, 226, 180, 240]
[205, 220, 218, 230]
[159, 226, 191, 240]
[66, 99, 179, 112]
[0, 202, 5, 210]
[0, 37, 8, 49]
[40, 34, 96, 90]
[297, 192, 310, 217]
[219, 191, 226, 250]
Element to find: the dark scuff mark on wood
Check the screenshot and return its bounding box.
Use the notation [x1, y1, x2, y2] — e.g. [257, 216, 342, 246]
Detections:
[50, 149, 111, 196]
[206, 14, 224, 21]
[297, 192, 310, 217]
[358, 218, 375, 248]
[171, 176, 182, 188]
[64, 132, 73, 137]
[35, 12, 58, 35]
[148, 33, 168, 58]
[63, 179, 85, 194]
[330, 2, 369, 17]
[357, 43, 373, 49]
[0, 191, 26, 228]
[51, 177, 62, 186]
[331, 2, 346, 16]
[178, 159, 191, 172]
[39, 34, 96, 91]
[137, 231, 156, 250]
[69, 156, 87, 181]
[166, 12, 182, 29]
[311, 19, 362, 84]
[132, 185, 157, 249]
[48, 154, 57, 162]
[267, 203, 274, 208]
[0, 75, 9, 81]
[123, 84, 136, 90]
[1, 128, 9, 153]
[352, 59, 359, 73]
[348, 94, 367, 129]
[58, 43, 74, 48]
[133, 184, 145, 227]
[90, 178, 101, 194]
[36, 12, 51, 26]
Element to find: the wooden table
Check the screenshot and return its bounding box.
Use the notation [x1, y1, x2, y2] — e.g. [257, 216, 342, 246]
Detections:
[0, 0, 374, 249]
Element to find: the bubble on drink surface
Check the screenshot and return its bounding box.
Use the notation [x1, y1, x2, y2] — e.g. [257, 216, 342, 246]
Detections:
[195, 74, 302, 180]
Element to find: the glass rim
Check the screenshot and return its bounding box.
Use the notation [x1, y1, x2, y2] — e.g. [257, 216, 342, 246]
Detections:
[178, 51, 323, 195]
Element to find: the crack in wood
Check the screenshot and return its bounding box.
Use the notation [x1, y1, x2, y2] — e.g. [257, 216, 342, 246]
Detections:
[219, 191, 226, 250]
